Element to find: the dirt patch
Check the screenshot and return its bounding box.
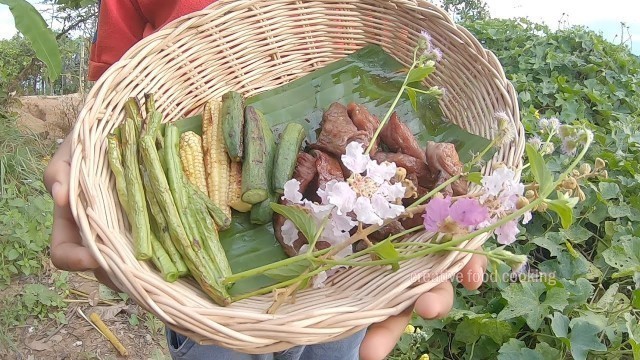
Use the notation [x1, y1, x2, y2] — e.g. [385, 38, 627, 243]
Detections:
[12, 94, 84, 140]
[2, 269, 170, 360]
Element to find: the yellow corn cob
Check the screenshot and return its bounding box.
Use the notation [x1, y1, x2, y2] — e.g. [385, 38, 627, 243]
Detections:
[179, 131, 208, 196]
[228, 161, 252, 212]
[203, 100, 232, 219]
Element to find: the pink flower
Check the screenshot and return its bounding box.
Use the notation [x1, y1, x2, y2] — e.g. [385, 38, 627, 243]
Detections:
[422, 197, 452, 232]
[422, 196, 489, 234]
[495, 220, 520, 245]
[449, 198, 489, 227]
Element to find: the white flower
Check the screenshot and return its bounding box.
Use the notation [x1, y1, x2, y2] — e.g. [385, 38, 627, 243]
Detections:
[326, 181, 357, 215]
[366, 160, 397, 184]
[312, 271, 328, 288]
[283, 179, 303, 204]
[341, 142, 369, 174]
[353, 196, 383, 225]
[329, 209, 358, 235]
[528, 136, 543, 151]
[376, 182, 406, 202]
[548, 117, 561, 132]
[281, 219, 299, 246]
[522, 211, 532, 224]
[304, 200, 333, 217]
[371, 194, 405, 220]
[481, 167, 509, 198]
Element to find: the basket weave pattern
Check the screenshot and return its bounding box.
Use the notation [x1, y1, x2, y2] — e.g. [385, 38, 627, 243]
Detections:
[70, 0, 524, 353]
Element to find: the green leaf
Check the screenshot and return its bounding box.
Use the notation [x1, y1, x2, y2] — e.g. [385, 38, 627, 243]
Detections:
[601, 237, 640, 278]
[6, 248, 20, 261]
[497, 282, 546, 330]
[406, 87, 418, 112]
[372, 239, 400, 271]
[551, 312, 569, 338]
[560, 225, 593, 243]
[595, 283, 619, 310]
[219, 213, 288, 296]
[598, 182, 620, 200]
[632, 289, 640, 310]
[498, 339, 561, 360]
[0, 0, 62, 81]
[406, 65, 435, 84]
[270, 203, 317, 244]
[544, 287, 569, 311]
[454, 317, 513, 345]
[545, 197, 575, 229]
[262, 258, 312, 281]
[531, 232, 564, 257]
[625, 313, 640, 359]
[467, 172, 483, 185]
[525, 143, 554, 194]
[569, 318, 607, 360]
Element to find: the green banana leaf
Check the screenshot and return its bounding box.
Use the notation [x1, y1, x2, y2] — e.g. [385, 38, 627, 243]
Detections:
[176, 45, 492, 296]
[1, 0, 62, 82]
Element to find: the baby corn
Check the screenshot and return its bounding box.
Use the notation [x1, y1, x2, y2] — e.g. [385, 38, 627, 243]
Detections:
[179, 131, 208, 196]
[202, 100, 232, 220]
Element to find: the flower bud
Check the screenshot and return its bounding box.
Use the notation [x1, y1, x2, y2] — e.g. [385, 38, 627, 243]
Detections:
[525, 190, 536, 199]
[579, 163, 592, 175]
[492, 162, 506, 170]
[541, 142, 555, 155]
[562, 177, 577, 190]
[404, 325, 416, 334]
[516, 196, 530, 209]
[600, 170, 608, 179]
[595, 158, 606, 170]
[572, 170, 581, 177]
[577, 187, 586, 202]
[537, 202, 549, 212]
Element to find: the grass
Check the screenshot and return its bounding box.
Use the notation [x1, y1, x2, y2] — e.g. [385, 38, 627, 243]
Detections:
[0, 110, 59, 351]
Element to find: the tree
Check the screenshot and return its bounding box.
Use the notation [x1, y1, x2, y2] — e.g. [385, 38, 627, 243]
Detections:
[437, 0, 490, 22]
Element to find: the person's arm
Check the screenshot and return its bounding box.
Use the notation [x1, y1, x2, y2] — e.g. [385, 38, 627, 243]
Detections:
[88, 0, 147, 81]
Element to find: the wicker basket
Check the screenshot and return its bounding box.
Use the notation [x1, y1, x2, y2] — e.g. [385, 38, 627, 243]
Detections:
[69, 0, 524, 353]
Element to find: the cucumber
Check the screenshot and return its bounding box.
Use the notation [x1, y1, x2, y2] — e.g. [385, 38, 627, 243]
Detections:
[250, 193, 277, 225]
[273, 123, 306, 194]
[241, 106, 275, 204]
[221, 91, 245, 162]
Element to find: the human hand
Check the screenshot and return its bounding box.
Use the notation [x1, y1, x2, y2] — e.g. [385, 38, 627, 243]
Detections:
[359, 254, 487, 360]
[44, 135, 117, 289]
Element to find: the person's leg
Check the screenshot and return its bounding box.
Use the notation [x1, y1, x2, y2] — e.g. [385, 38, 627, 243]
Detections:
[294, 329, 367, 360]
[166, 328, 275, 360]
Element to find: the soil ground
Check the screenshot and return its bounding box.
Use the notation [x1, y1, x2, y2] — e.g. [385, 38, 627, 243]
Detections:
[3, 95, 170, 360]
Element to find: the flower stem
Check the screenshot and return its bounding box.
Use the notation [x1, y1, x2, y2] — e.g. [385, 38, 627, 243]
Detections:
[365, 63, 417, 155]
[222, 248, 332, 285]
[407, 174, 461, 209]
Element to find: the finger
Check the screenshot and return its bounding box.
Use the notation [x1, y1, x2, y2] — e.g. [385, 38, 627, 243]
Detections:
[359, 307, 413, 360]
[458, 254, 487, 291]
[414, 280, 454, 319]
[50, 202, 99, 271]
[44, 135, 72, 207]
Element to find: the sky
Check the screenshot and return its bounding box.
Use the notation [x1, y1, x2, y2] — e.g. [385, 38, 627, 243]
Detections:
[0, 0, 637, 54]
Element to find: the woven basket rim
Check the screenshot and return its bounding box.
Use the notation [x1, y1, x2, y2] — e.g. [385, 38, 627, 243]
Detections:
[69, 0, 524, 353]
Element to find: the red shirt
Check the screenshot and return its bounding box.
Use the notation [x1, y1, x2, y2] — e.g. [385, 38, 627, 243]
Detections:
[88, 0, 215, 81]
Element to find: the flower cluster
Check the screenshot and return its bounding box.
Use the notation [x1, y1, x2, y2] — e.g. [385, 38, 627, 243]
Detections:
[422, 165, 530, 245]
[418, 30, 443, 63]
[281, 142, 408, 256]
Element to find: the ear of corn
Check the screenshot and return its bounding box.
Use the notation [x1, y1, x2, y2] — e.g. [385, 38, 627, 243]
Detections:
[179, 131, 208, 196]
[203, 100, 232, 220]
[228, 161, 252, 212]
